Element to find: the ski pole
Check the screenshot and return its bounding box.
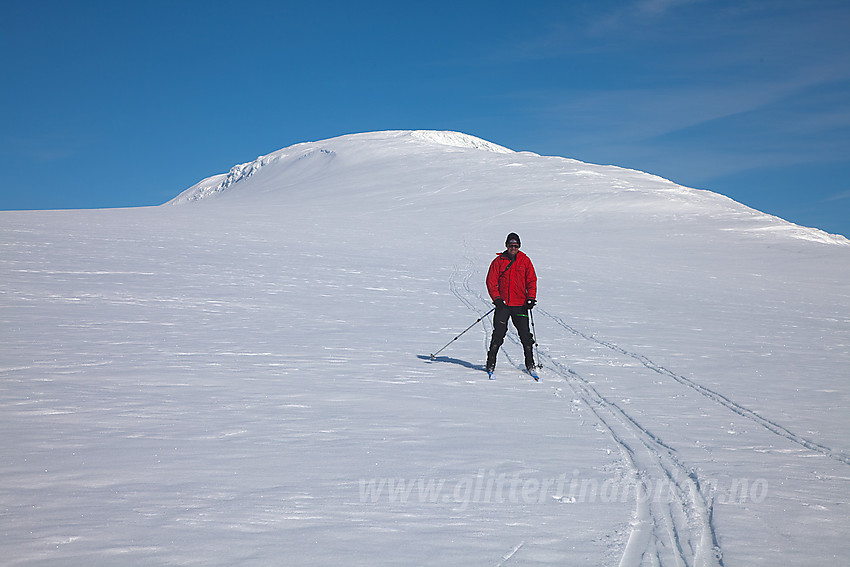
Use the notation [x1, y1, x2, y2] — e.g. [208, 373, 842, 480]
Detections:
[529, 308, 543, 369]
[430, 307, 495, 360]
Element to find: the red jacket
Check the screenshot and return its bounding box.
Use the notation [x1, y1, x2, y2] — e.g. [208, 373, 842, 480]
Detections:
[486, 250, 537, 307]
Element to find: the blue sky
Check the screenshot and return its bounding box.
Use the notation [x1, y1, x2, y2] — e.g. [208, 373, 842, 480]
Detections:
[3, 0, 849, 236]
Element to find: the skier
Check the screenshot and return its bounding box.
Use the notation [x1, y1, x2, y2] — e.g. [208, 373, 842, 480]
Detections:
[485, 232, 537, 375]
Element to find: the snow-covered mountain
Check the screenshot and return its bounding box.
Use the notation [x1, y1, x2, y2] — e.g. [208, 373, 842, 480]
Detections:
[2, 130, 848, 566]
[169, 130, 848, 247]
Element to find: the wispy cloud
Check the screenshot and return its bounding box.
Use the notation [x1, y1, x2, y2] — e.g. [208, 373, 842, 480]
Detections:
[634, 0, 704, 15]
[0, 136, 78, 163]
[584, 0, 710, 36]
[823, 190, 850, 203]
[495, 0, 850, 186]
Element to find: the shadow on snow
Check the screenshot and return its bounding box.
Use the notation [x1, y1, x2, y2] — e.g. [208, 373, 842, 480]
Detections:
[417, 354, 486, 373]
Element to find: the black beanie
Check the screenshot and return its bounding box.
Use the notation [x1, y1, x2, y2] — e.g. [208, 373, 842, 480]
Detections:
[505, 232, 521, 247]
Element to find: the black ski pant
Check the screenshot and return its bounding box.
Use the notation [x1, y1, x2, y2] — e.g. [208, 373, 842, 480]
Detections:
[487, 305, 535, 369]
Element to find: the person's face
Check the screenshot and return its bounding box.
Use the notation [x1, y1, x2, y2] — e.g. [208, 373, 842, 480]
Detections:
[507, 243, 519, 257]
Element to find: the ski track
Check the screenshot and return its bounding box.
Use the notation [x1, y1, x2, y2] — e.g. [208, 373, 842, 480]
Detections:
[449, 260, 723, 567]
[495, 540, 525, 567]
[540, 309, 850, 468]
[546, 358, 724, 567]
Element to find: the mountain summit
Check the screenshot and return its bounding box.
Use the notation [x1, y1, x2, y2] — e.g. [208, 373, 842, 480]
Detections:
[168, 130, 847, 247]
[168, 131, 511, 205]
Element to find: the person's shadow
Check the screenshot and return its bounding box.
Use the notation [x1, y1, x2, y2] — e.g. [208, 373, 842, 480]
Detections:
[417, 354, 486, 372]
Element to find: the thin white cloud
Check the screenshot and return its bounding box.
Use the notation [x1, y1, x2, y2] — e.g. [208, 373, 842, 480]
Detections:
[585, 0, 709, 35]
[480, 0, 850, 190]
[823, 190, 850, 203]
[0, 136, 78, 163]
[635, 0, 706, 16]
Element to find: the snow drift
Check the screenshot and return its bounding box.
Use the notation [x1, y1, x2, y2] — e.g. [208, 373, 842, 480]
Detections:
[2, 130, 849, 566]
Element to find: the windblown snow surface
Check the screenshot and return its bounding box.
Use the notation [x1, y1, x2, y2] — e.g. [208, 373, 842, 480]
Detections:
[2, 130, 849, 566]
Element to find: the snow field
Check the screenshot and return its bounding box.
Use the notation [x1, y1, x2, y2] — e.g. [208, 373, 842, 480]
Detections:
[2, 131, 849, 565]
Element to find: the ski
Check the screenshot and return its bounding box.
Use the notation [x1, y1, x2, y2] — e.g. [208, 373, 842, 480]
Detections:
[485, 367, 538, 381]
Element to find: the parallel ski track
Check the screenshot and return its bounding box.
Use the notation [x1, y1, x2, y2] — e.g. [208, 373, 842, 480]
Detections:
[450, 260, 723, 566]
[540, 309, 850, 467]
[542, 354, 724, 567]
[449, 262, 493, 355]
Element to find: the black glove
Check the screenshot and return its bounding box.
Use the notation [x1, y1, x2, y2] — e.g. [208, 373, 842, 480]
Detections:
[493, 298, 506, 309]
[525, 298, 536, 310]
